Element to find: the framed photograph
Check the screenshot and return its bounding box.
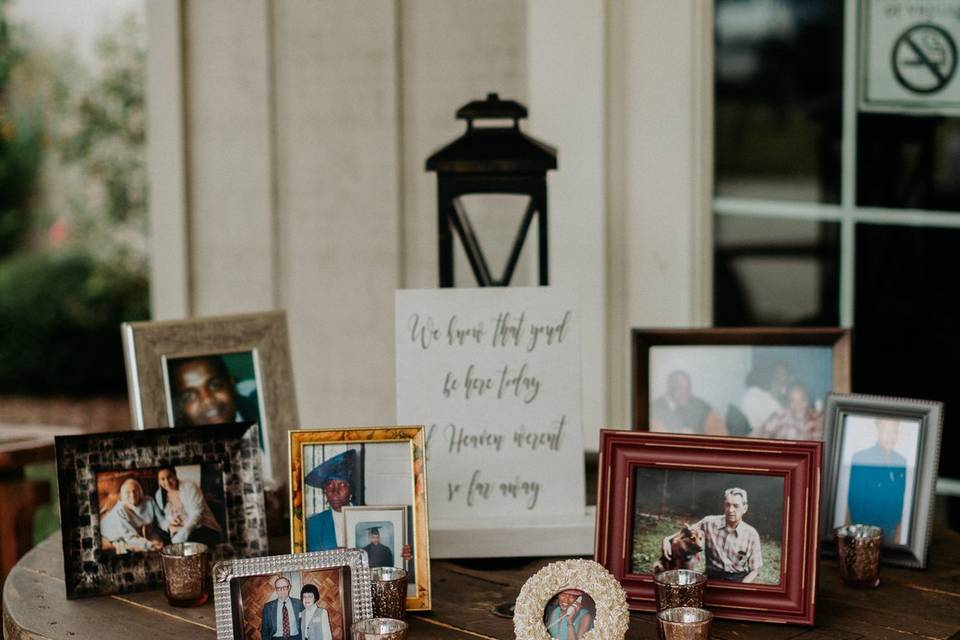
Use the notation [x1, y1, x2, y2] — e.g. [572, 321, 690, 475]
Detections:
[632, 328, 851, 440]
[213, 549, 372, 640]
[55, 422, 268, 598]
[513, 558, 629, 640]
[343, 505, 406, 572]
[122, 311, 298, 483]
[595, 429, 822, 625]
[290, 426, 431, 611]
[821, 393, 943, 568]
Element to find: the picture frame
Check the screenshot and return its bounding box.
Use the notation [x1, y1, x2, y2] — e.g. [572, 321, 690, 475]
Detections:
[821, 393, 943, 568]
[212, 548, 373, 640]
[595, 429, 822, 625]
[55, 422, 268, 599]
[290, 426, 431, 611]
[632, 327, 851, 440]
[343, 505, 407, 572]
[121, 310, 298, 483]
[513, 558, 629, 640]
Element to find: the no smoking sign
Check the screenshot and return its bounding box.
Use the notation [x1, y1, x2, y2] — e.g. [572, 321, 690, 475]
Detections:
[862, 0, 960, 113]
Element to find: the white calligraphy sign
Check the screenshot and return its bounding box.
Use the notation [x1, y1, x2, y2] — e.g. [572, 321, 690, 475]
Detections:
[395, 287, 587, 549]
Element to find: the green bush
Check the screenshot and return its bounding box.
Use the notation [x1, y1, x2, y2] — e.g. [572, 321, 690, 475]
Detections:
[0, 250, 148, 394]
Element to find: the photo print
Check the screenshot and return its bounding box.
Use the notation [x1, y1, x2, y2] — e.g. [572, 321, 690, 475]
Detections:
[649, 345, 833, 440]
[832, 414, 920, 546]
[97, 463, 227, 556]
[542, 588, 596, 639]
[230, 569, 351, 640]
[631, 468, 785, 586]
[301, 441, 415, 595]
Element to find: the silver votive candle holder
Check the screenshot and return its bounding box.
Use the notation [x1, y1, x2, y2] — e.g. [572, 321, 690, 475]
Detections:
[654, 569, 707, 612]
[835, 524, 883, 588]
[370, 567, 407, 620]
[657, 607, 713, 640]
[351, 617, 409, 640]
[160, 542, 210, 606]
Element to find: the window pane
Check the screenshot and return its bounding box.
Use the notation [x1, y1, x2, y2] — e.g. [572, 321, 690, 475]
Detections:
[714, 215, 840, 326]
[854, 223, 960, 479]
[857, 113, 960, 211]
[715, 0, 843, 203]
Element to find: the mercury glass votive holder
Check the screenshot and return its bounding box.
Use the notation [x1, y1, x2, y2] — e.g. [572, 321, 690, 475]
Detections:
[351, 617, 409, 640]
[835, 524, 883, 588]
[654, 569, 707, 612]
[370, 567, 408, 620]
[160, 542, 210, 606]
[656, 607, 713, 640]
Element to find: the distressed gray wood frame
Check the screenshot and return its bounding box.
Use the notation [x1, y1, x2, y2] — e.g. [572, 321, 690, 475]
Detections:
[821, 393, 944, 568]
[122, 311, 298, 484]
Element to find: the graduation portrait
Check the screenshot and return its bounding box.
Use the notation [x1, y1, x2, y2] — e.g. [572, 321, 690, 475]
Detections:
[289, 427, 431, 610]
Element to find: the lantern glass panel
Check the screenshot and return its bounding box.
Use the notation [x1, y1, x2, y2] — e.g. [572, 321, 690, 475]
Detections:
[452, 194, 539, 286]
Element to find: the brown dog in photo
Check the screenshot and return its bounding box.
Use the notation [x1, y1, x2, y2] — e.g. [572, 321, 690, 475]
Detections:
[653, 524, 704, 574]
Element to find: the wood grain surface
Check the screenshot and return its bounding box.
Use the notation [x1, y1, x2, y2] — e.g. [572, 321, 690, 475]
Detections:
[5, 530, 960, 639]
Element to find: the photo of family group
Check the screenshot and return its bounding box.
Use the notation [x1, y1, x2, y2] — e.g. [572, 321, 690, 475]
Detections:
[231, 569, 349, 640]
[832, 414, 920, 546]
[542, 588, 596, 639]
[301, 442, 416, 595]
[648, 345, 834, 440]
[630, 467, 784, 586]
[96, 463, 226, 556]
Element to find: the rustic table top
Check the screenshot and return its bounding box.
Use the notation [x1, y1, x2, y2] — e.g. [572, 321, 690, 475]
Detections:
[0, 424, 83, 470]
[5, 530, 960, 639]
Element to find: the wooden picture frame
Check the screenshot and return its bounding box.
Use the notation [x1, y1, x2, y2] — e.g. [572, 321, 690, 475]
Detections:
[632, 328, 851, 439]
[290, 426, 431, 611]
[595, 429, 822, 625]
[212, 549, 372, 640]
[55, 422, 267, 599]
[821, 393, 943, 568]
[122, 311, 298, 483]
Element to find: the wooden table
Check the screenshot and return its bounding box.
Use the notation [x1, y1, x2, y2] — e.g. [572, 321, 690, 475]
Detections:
[5, 530, 960, 640]
[0, 425, 83, 585]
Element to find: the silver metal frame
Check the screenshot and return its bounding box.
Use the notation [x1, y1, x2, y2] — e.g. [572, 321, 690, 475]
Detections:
[213, 549, 373, 640]
[122, 311, 298, 484]
[821, 393, 944, 568]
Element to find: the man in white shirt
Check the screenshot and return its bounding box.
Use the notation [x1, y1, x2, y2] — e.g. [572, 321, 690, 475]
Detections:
[260, 576, 304, 640]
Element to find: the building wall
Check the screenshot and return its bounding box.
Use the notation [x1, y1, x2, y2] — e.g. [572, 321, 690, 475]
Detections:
[145, 0, 712, 447]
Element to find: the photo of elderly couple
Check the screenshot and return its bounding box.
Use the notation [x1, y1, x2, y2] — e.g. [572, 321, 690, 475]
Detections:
[233, 570, 347, 640]
[649, 345, 833, 440]
[96, 464, 226, 555]
[631, 467, 784, 586]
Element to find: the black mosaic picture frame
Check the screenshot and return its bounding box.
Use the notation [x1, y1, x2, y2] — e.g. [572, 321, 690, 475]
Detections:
[56, 422, 268, 598]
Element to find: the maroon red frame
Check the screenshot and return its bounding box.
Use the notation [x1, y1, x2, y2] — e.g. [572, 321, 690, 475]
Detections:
[595, 430, 822, 625]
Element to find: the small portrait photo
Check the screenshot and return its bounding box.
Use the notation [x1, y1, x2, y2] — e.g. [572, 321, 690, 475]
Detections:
[832, 415, 920, 546]
[630, 468, 784, 586]
[343, 506, 405, 571]
[542, 588, 596, 639]
[232, 570, 349, 640]
[96, 463, 227, 556]
[649, 345, 833, 440]
[163, 351, 264, 429]
[301, 443, 415, 594]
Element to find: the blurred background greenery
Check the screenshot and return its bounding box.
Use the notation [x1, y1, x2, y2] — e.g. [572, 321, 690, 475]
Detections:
[0, 0, 147, 543]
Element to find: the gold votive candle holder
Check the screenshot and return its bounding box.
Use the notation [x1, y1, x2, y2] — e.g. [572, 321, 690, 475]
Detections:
[159, 542, 210, 607]
[370, 567, 407, 620]
[657, 607, 713, 640]
[351, 617, 408, 640]
[835, 524, 883, 588]
[654, 569, 707, 612]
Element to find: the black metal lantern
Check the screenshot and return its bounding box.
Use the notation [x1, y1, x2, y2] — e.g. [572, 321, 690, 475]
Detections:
[426, 93, 557, 287]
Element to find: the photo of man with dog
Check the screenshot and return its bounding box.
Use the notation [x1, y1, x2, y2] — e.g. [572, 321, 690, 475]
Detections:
[631, 467, 784, 585]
